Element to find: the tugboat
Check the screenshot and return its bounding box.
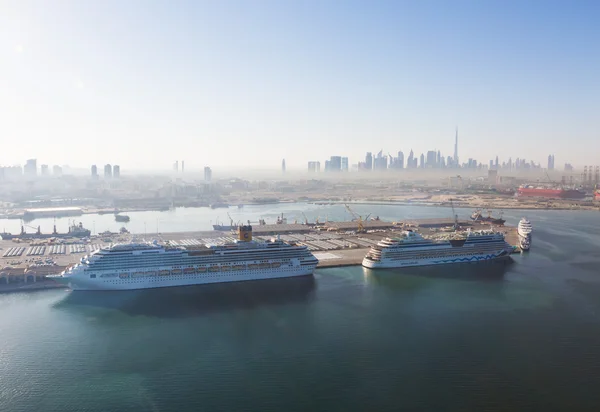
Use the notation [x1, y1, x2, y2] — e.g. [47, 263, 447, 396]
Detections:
[517, 218, 532, 251]
[470, 209, 506, 225]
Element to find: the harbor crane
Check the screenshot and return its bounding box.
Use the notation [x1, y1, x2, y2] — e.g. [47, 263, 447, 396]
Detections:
[344, 204, 367, 233]
[226, 212, 235, 228]
[449, 198, 459, 230]
[301, 211, 309, 225]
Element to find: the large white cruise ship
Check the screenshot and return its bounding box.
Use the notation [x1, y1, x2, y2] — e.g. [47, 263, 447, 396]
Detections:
[517, 218, 532, 251]
[48, 226, 318, 291]
[362, 229, 512, 269]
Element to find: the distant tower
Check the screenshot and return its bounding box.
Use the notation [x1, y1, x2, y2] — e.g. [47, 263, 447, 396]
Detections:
[281, 159, 286, 173]
[204, 166, 212, 182]
[113, 165, 120, 178]
[181, 161, 185, 173]
[453, 127, 459, 165]
[173, 161, 179, 173]
[91, 165, 98, 179]
[104, 164, 112, 179]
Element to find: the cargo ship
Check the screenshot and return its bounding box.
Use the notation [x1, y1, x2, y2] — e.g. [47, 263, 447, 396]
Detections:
[470, 209, 505, 225]
[114, 213, 130, 222]
[517, 185, 586, 199]
[0, 222, 91, 240]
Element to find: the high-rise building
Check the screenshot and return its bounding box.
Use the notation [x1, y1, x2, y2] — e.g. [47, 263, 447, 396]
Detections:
[365, 152, 373, 171]
[281, 159, 286, 174]
[419, 153, 425, 168]
[407, 150, 414, 169]
[53, 165, 62, 176]
[113, 165, 120, 178]
[426, 151, 437, 168]
[495, 156, 499, 169]
[307, 161, 320, 173]
[204, 166, 212, 182]
[397, 151, 404, 169]
[104, 164, 112, 179]
[453, 127, 459, 165]
[40, 164, 49, 176]
[341, 157, 349, 172]
[547, 154, 555, 170]
[329, 156, 342, 172]
[91, 165, 98, 179]
[173, 161, 179, 173]
[24, 159, 37, 178]
[181, 161, 185, 173]
[324, 160, 331, 171]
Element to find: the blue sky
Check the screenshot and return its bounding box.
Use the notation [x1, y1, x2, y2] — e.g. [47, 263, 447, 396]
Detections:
[1, 0, 599, 170]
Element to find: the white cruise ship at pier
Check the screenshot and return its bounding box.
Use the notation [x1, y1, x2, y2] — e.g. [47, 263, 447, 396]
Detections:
[49, 226, 318, 291]
[363, 229, 512, 269]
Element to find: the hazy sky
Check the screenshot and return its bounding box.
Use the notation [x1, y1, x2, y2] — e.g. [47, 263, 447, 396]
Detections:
[1, 0, 599, 170]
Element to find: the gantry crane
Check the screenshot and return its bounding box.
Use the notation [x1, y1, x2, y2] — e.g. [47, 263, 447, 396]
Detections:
[344, 204, 367, 233]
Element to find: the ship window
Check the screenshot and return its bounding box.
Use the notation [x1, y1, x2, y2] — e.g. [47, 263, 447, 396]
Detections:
[90, 274, 96, 278]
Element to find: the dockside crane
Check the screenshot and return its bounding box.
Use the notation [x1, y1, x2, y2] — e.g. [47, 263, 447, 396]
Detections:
[344, 204, 367, 233]
[449, 198, 459, 230]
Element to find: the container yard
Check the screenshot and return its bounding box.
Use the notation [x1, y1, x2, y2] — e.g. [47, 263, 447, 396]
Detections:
[0, 217, 522, 290]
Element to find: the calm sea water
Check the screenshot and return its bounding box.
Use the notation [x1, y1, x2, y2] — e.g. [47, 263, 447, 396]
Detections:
[2, 205, 600, 411]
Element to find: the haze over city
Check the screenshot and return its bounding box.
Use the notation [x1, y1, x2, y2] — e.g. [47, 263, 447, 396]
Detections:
[2, 0, 599, 170]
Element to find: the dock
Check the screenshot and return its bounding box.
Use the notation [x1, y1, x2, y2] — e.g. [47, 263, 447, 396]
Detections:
[0, 218, 521, 289]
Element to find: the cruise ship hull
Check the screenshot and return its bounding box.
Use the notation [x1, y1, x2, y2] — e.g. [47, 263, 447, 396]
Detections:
[50, 265, 316, 291]
[362, 249, 510, 269]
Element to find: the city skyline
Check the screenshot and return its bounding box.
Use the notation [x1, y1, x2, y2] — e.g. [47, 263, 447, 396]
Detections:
[2, 1, 600, 168]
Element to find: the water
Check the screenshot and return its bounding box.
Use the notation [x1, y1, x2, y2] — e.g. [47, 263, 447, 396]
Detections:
[2, 205, 600, 411]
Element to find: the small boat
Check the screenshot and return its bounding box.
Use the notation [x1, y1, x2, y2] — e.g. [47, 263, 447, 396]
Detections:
[221, 266, 231, 272]
[249, 264, 259, 270]
[208, 266, 220, 272]
[259, 263, 270, 269]
[119, 273, 129, 279]
[159, 270, 170, 276]
[183, 267, 195, 274]
[145, 271, 156, 277]
[232, 265, 245, 271]
[271, 262, 281, 268]
[196, 266, 207, 273]
[171, 269, 182, 275]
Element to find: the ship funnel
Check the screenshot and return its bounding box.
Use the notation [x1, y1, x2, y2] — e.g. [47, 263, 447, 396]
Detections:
[238, 225, 253, 242]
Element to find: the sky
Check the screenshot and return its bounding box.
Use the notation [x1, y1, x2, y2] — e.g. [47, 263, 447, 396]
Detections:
[1, 0, 599, 171]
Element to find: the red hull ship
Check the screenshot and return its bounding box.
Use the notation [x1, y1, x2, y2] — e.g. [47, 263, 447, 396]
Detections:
[595, 190, 600, 201]
[517, 186, 586, 199]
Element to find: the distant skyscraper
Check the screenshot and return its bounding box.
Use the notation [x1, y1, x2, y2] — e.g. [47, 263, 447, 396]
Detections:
[281, 159, 286, 173]
[204, 166, 212, 182]
[307, 161, 320, 173]
[113, 165, 120, 178]
[495, 156, 499, 169]
[548, 154, 555, 170]
[341, 157, 349, 172]
[91, 165, 98, 179]
[397, 151, 404, 169]
[407, 150, 414, 169]
[173, 161, 179, 173]
[181, 161, 185, 173]
[365, 152, 373, 171]
[24, 159, 37, 178]
[453, 127, 459, 165]
[426, 151, 437, 168]
[419, 153, 425, 168]
[41, 164, 49, 176]
[329, 156, 342, 172]
[104, 164, 112, 179]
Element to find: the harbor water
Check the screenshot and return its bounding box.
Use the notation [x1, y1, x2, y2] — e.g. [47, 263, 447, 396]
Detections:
[2, 205, 600, 411]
